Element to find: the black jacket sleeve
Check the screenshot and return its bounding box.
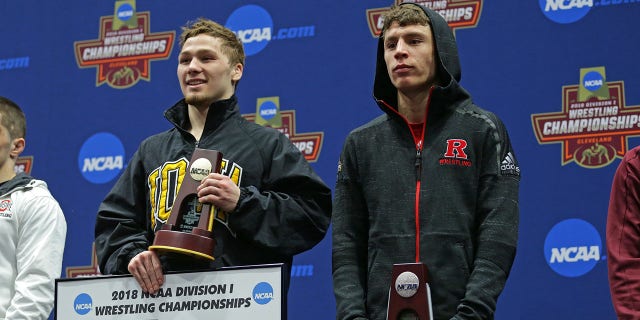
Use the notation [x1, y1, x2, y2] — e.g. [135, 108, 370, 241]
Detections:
[95, 149, 152, 274]
[227, 133, 332, 257]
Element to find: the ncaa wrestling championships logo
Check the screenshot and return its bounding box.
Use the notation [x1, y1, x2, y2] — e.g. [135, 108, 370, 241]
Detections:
[243, 97, 324, 162]
[73, 0, 174, 89]
[366, 0, 483, 37]
[15, 156, 33, 175]
[531, 67, 640, 168]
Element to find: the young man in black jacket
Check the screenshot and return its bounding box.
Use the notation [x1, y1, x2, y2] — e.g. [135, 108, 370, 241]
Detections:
[332, 4, 520, 320]
[95, 18, 332, 295]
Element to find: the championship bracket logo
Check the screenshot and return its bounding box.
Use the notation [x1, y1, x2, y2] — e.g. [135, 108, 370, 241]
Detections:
[366, 0, 483, 37]
[243, 97, 324, 162]
[73, 0, 174, 89]
[66, 243, 101, 278]
[15, 156, 33, 175]
[532, 67, 640, 168]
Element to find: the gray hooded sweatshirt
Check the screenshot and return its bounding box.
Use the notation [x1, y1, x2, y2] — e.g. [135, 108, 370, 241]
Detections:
[332, 3, 520, 320]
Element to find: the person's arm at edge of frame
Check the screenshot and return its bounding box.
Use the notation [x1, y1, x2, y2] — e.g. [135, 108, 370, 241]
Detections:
[607, 146, 640, 319]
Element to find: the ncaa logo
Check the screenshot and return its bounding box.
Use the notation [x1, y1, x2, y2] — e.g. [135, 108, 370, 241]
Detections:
[544, 218, 602, 277]
[259, 100, 278, 120]
[226, 5, 273, 56]
[74, 293, 92, 315]
[116, 3, 134, 21]
[189, 158, 212, 181]
[395, 271, 420, 298]
[582, 70, 604, 92]
[252, 282, 274, 305]
[538, 0, 593, 24]
[78, 132, 125, 184]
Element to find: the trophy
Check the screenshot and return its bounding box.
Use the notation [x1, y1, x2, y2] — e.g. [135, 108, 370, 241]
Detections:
[386, 263, 433, 320]
[149, 148, 222, 261]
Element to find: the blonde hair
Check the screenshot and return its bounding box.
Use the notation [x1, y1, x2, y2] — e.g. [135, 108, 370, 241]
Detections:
[179, 18, 245, 69]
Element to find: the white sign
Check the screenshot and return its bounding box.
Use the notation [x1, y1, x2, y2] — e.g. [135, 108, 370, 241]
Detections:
[55, 264, 284, 319]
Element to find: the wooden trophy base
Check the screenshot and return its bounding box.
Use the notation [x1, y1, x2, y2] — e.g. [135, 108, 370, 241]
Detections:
[386, 262, 432, 320]
[149, 227, 216, 261]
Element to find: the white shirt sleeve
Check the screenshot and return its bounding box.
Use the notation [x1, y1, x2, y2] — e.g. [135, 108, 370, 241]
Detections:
[6, 193, 66, 320]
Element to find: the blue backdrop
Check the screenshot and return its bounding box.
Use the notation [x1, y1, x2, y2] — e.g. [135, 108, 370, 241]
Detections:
[2, 1, 639, 319]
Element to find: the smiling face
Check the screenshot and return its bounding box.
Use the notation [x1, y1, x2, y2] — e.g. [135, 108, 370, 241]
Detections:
[383, 22, 437, 96]
[177, 34, 243, 109]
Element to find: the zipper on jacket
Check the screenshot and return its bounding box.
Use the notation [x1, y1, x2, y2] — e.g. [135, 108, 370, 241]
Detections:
[414, 143, 423, 263]
[413, 87, 434, 263]
[377, 87, 434, 263]
[414, 145, 422, 181]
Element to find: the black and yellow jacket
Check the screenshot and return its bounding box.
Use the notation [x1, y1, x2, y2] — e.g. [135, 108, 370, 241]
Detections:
[95, 95, 332, 288]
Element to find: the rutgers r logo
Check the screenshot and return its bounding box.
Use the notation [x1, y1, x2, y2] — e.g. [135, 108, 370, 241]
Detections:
[440, 139, 472, 167]
[444, 139, 468, 159]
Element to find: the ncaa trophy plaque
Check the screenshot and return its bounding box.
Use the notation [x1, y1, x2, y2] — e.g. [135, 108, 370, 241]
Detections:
[149, 148, 223, 261]
[386, 263, 433, 320]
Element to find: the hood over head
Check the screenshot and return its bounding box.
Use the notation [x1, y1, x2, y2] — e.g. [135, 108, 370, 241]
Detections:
[373, 3, 463, 112]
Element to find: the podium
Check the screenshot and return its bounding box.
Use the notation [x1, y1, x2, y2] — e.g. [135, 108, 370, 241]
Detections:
[55, 264, 286, 319]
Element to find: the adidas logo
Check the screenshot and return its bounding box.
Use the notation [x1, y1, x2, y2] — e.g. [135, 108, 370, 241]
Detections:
[500, 152, 520, 175]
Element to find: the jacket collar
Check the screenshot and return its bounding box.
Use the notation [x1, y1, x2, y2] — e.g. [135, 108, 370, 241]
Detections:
[0, 172, 35, 196]
[164, 95, 239, 135]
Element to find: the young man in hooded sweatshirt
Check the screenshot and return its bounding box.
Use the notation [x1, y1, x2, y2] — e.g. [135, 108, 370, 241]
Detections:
[95, 18, 332, 295]
[332, 4, 520, 320]
[0, 96, 67, 319]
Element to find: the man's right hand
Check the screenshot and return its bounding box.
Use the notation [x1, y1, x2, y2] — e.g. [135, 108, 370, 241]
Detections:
[128, 250, 165, 294]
